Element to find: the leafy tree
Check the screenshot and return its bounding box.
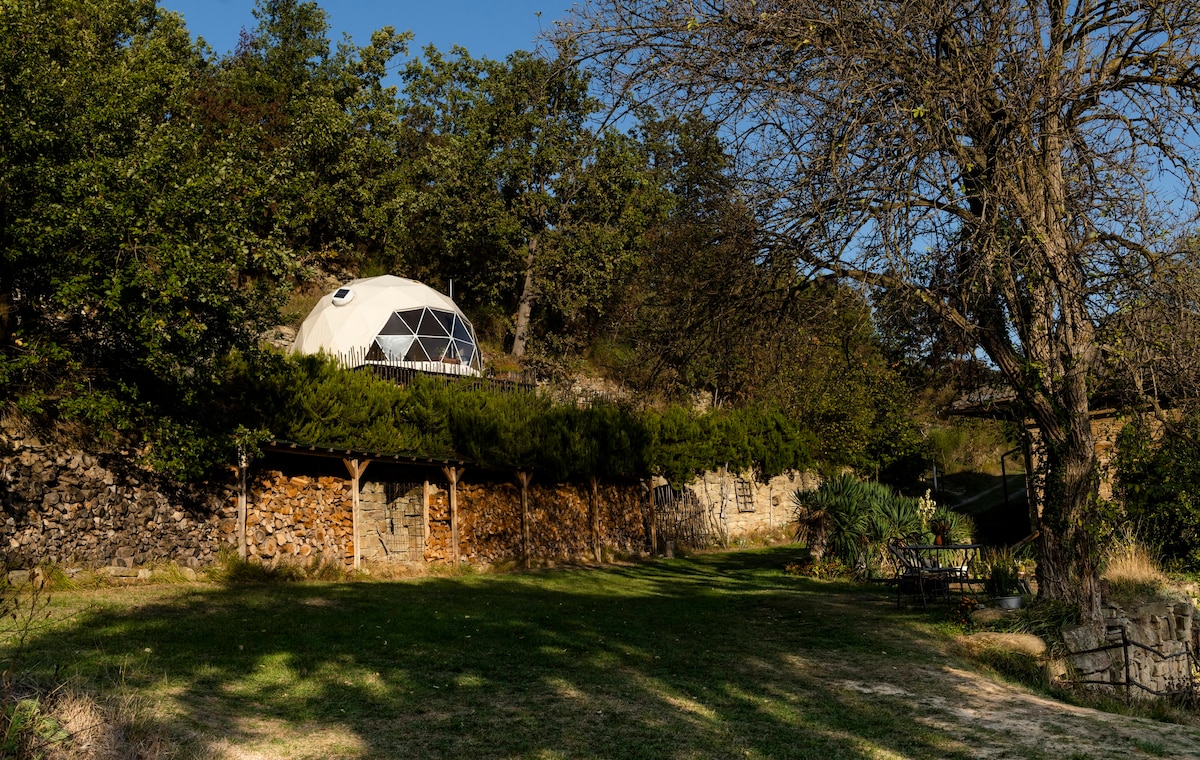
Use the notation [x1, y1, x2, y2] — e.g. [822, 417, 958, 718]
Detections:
[0, 0, 407, 476]
[1114, 413, 1200, 572]
[395, 47, 662, 359]
[560, 0, 1200, 621]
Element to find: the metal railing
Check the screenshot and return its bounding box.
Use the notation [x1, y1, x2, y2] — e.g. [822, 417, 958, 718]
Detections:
[1063, 624, 1196, 703]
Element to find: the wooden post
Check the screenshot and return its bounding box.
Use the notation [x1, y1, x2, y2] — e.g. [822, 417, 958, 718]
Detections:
[422, 478, 431, 561]
[647, 478, 658, 556]
[768, 480, 774, 531]
[517, 471, 533, 569]
[343, 459, 371, 570]
[442, 466, 464, 566]
[237, 451, 248, 560]
[589, 476, 601, 563]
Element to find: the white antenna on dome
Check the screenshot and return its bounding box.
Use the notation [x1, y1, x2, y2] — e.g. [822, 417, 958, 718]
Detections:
[449, 278, 454, 299]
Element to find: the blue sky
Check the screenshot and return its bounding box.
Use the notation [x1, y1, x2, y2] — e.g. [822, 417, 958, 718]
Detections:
[161, 0, 573, 62]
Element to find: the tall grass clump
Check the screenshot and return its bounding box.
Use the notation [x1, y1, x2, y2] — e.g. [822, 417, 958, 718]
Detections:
[204, 549, 350, 584]
[1102, 531, 1170, 603]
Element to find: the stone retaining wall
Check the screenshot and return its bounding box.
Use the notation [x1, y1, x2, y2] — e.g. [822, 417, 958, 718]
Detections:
[2, 419, 809, 572]
[1, 425, 237, 569]
[1064, 598, 1200, 699]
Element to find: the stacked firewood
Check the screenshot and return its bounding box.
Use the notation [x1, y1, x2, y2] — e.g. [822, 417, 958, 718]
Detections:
[246, 472, 352, 565]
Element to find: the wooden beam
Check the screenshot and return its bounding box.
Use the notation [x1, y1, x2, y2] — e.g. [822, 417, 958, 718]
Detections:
[344, 458, 372, 570]
[517, 471, 533, 569]
[648, 478, 658, 556]
[237, 452, 248, 560]
[442, 466, 464, 566]
[589, 476, 601, 563]
[422, 478, 431, 561]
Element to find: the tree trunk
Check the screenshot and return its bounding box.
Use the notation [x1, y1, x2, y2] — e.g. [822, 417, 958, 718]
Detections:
[511, 236, 538, 358]
[0, 257, 13, 347]
[1027, 353, 1103, 623]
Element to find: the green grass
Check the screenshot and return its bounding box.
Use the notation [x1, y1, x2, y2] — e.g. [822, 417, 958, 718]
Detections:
[0, 546, 1169, 759]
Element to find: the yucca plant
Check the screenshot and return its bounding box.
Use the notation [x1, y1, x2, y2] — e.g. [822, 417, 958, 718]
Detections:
[794, 475, 927, 574]
[794, 476, 975, 578]
[793, 474, 870, 563]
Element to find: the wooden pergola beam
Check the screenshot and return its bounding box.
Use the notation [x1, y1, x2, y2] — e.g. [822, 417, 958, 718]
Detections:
[343, 458, 372, 570]
[517, 471, 533, 569]
[442, 466, 465, 565]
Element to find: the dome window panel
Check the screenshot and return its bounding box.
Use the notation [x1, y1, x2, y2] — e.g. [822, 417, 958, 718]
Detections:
[378, 312, 414, 336]
[430, 309, 455, 334]
[404, 341, 431, 362]
[419, 337, 452, 361]
[374, 335, 416, 362]
[398, 309, 424, 333]
[454, 340, 476, 365]
[417, 309, 451, 337]
[452, 317, 474, 343]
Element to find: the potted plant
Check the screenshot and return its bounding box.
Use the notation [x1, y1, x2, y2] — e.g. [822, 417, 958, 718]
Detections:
[983, 547, 1023, 608]
[929, 516, 951, 546]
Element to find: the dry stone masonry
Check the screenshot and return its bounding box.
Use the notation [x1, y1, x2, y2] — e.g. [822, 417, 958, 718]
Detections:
[3, 416, 808, 574]
[1063, 597, 1200, 699]
[1, 420, 236, 569]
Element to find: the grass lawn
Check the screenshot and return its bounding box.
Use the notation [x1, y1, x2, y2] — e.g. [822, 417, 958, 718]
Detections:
[4, 546, 1198, 759]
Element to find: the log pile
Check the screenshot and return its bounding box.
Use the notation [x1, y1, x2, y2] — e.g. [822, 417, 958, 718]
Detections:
[1, 421, 236, 568]
[424, 487, 453, 563]
[458, 482, 522, 564]
[243, 471, 353, 566]
[3, 408, 811, 573]
[421, 481, 649, 566]
[595, 484, 650, 554]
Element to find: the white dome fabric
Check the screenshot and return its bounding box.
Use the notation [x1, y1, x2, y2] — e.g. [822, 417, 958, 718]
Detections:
[291, 275, 482, 376]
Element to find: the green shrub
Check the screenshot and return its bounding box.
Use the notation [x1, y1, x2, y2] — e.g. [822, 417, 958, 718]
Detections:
[980, 546, 1022, 597]
[255, 355, 815, 484]
[792, 474, 956, 576]
[1114, 412, 1200, 571]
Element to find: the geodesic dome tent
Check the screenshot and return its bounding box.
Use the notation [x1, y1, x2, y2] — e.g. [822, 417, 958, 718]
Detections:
[291, 275, 482, 376]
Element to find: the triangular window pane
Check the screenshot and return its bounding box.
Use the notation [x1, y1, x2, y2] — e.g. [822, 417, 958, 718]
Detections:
[454, 340, 475, 365]
[378, 312, 413, 336]
[404, 341, 430, 362]
[417, 309, 450, 337]
[430, 309, 455, 333]
[398, 309, 424, 333]
[452, 316, 474, 343]
[375, 335, 416, 362]
[418, 337, 451, 361]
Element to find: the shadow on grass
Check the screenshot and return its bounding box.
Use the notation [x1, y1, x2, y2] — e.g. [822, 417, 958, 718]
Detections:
[7, 546, 975, 759]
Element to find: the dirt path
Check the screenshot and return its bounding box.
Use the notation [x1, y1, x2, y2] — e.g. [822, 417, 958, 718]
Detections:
[838, 657, 1200, 759]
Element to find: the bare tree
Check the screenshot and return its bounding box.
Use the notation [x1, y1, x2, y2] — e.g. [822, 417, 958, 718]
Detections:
[557, 0, 1200, 620]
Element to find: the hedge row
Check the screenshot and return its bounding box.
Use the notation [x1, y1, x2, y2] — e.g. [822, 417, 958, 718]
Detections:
[258, 356, 815, 484]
